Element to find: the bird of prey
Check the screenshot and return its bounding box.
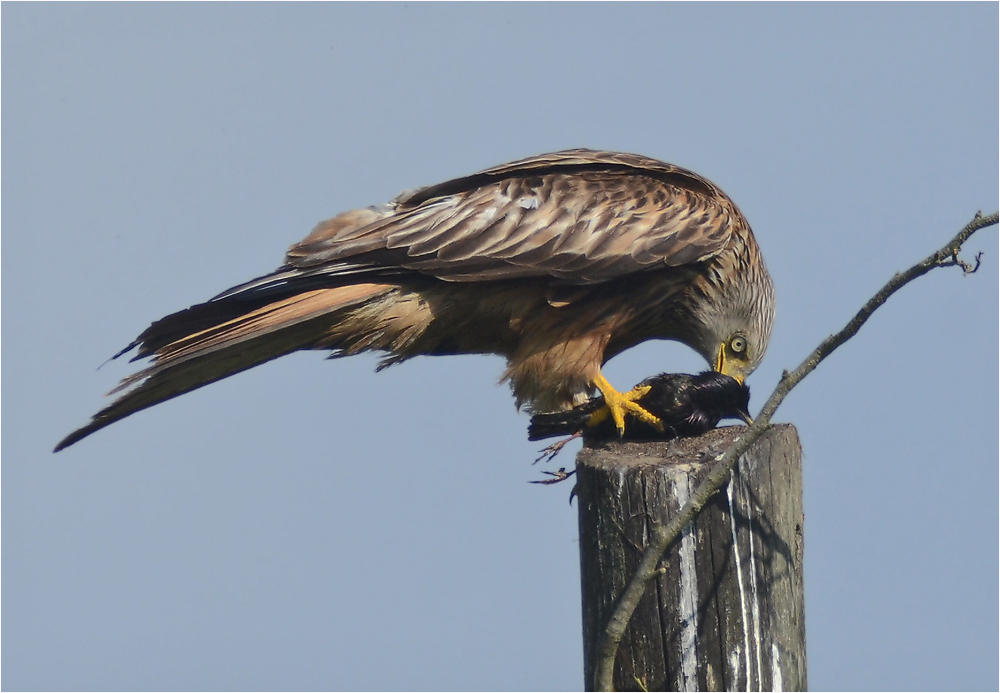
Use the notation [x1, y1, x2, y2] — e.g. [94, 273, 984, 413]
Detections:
[528, 371, 753, 443]
[55, 149, 774, 451]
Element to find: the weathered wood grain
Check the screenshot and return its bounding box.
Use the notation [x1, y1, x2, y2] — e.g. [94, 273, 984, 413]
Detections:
[576, 424, 805, 691]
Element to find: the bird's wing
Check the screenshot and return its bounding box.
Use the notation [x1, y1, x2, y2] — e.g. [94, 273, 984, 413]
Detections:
[284, 149, 743, 285]
[53, 284, 392, 451]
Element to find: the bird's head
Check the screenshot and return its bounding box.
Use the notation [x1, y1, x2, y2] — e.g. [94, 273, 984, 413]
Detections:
[685, 323, 770, 385]
[691, 371, 754, 426]
[712, 332, 756, 385]
[690, 254, 775, 384]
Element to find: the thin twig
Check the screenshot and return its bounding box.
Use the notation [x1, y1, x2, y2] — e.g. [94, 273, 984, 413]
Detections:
[592, 211, 998, 691]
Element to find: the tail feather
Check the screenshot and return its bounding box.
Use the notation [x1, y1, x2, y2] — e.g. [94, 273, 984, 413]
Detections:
[127, 264, 404, 359]
[527, 406, 595, 441]
[55, 284, 391, 451]
[119, 285, 389, 387]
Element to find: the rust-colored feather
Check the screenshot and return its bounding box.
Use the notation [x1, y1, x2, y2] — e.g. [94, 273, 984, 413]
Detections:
[54, 284, 390, 451]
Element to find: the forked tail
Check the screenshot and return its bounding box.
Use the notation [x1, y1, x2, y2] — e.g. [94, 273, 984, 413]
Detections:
[55, 283, 390, 451]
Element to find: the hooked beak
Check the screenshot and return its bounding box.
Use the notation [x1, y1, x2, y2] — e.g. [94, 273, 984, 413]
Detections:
[714, 344, 746, 385]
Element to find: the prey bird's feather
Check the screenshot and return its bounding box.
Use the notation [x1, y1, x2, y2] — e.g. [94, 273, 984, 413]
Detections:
[528, 371, 752, 442]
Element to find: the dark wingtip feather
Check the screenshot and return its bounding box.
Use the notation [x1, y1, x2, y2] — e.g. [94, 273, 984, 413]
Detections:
[111, 339, 141, 362]
[56, 284, 388, 452]
[53, 418, 110, 452]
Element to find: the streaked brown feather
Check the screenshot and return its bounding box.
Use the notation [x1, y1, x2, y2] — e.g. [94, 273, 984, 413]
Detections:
[284, 152, 739, 284]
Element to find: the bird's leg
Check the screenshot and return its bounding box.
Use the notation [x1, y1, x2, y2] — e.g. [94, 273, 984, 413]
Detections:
[534, 432, 581, 464]
[592, 372, 663, 435]
[584, 382, 653, 427]
[529, 467, 576, 485]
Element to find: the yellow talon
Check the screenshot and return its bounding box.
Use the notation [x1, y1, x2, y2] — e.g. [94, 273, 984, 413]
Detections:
[585, 384, 653, 427]
[591, 373, 663, 435]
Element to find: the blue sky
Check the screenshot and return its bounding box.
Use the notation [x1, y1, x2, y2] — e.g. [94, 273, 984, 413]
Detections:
[4, 4, 997, 690]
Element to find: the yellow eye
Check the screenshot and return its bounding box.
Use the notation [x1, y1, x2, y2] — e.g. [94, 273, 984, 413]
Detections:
[730, 336, 747, 354]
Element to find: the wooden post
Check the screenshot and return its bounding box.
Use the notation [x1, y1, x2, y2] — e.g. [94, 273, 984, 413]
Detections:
[576, 424, 806, 692]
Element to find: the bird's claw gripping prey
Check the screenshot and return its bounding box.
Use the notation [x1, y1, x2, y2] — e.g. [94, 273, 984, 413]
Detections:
[528, 371, 753, 446]
[592, 374, 663, 436]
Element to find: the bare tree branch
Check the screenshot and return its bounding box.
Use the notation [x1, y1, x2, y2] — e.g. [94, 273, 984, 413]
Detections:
[593, 211, 998, 691]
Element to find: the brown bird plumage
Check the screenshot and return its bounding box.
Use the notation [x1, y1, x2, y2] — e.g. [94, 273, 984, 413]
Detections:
[55, 149, 774, 451]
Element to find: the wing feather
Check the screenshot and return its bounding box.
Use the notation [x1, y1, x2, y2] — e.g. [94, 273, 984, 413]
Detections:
[53, 284, 390, 451]
[282, 149, 743, 286]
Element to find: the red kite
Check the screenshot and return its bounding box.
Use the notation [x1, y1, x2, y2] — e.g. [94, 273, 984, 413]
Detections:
[56, 149, 774, 451]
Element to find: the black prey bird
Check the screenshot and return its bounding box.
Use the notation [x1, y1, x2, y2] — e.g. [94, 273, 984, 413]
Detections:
[528, 371, 753, 445]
